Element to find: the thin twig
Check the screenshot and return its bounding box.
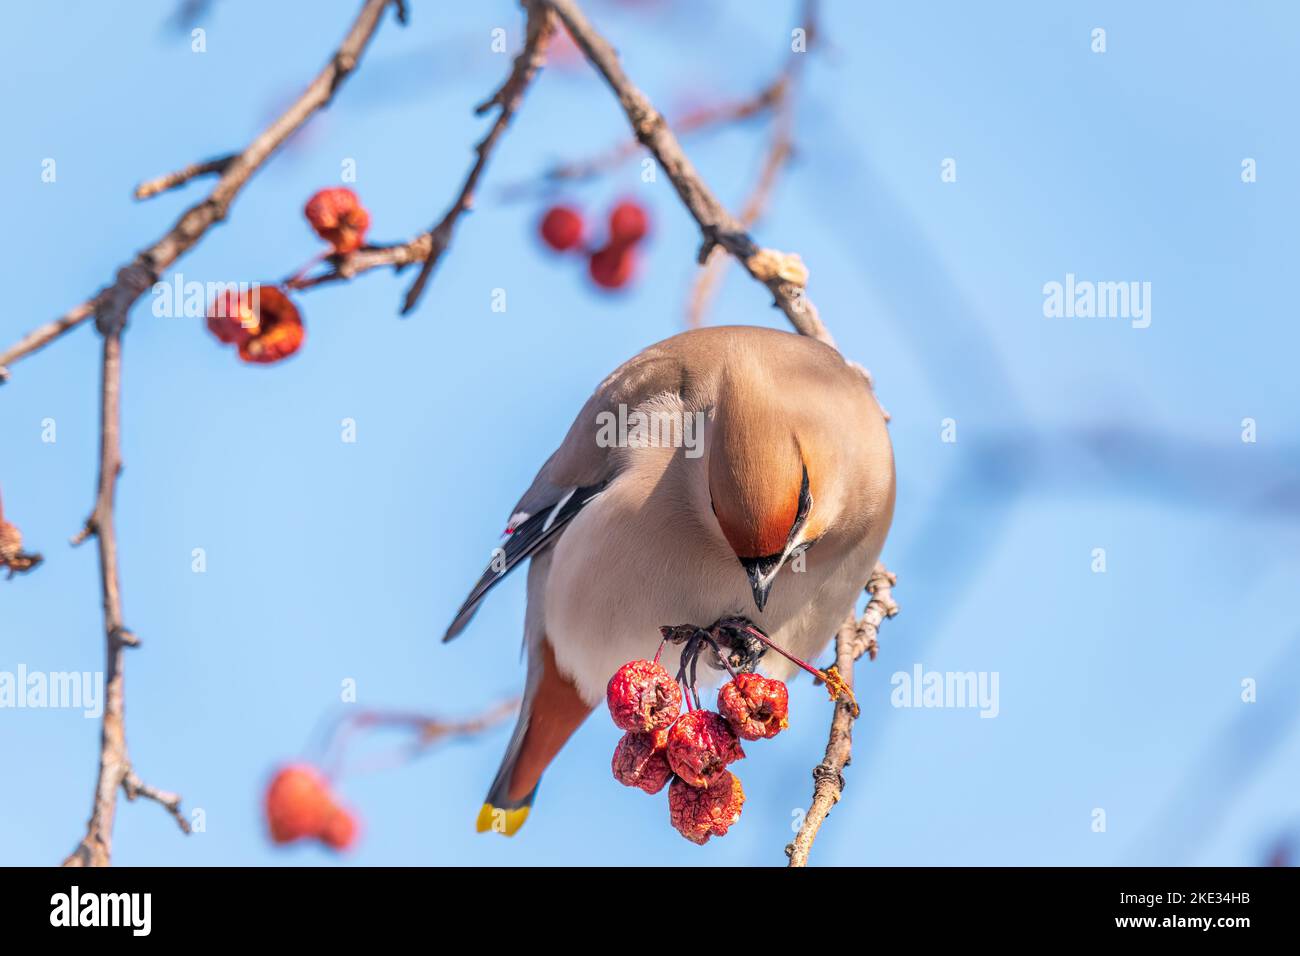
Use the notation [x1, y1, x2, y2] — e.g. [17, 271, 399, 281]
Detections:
[60, 0, 400, 868]
[323, 699, 520, 777]
[540, 0, 837, 348]
[123, 770, 191, 834]
[785, 564, 898, 867]
[686, 106, 796, 328]
[686, 0, 814, 328]
[0, 0, 399, 377]
[0, 301, 96, 383]
[283, 2, 555, 303]
[134, 153, 236, 200]
[398, 1, 555, 314]
[497, 76, 790, 200]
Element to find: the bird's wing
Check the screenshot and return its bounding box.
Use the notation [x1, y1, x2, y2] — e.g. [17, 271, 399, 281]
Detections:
[443, 480, 607, 641]
[443, 339, 708, 642]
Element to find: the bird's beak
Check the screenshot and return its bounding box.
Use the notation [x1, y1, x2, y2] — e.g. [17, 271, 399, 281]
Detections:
[740, 553, 785, 613]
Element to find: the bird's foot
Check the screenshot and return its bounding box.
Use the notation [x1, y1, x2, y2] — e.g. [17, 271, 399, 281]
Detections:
[658, 616, 856, 712]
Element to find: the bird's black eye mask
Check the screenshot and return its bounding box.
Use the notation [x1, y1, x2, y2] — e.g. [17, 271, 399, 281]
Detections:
[790, 462, 812, 542]
[745, 463, 815, 569]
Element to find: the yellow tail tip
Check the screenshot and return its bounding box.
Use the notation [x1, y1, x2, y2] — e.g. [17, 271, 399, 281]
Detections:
[476, 802, 530, 836]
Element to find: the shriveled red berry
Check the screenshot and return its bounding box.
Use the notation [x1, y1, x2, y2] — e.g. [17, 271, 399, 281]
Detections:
[304, 187, 371, 254]
[588, 242, 636, 289]
[666, 710, 744, 788]
[718, 672, 790, 740]
[205, 287, 258, 348]
[611, 729, 673, 795]
[207, 285, 305, 364]
[264, 765, 335, 844]
[320, 805, 360, 851]
[608, 200, 648, 244]
[539, 205, 584, 251]
[668, 770, 745, 845]
[606, 659, 682, 733]
[0, 521, 24, 564]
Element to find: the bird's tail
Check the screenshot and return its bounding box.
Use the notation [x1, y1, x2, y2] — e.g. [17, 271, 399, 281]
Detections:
[477, 636, 594, 837]
[476, 707, 540, 836]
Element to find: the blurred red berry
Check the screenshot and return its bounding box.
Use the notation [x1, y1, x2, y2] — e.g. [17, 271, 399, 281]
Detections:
[608, 200, 648, 244]
[264, 765, 335, 844]
[668, 770, 745, 845]
[207, 285, 305, 365]
[718, 672, 790, 740]
[304, 187, 371, 254]
[606, 659, 682, 733]
[0, 521, 23, 565]
[666, 709, 744, 788]
[588, 242, 636, 289]
[611, 729, 673, 795]
[539, 205, 585, 252]
[205, 287, 258, 348]
[320, 805, 360, 851]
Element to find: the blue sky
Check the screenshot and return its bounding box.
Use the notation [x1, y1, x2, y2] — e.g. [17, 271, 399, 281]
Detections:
[2, 0, 1298, 866]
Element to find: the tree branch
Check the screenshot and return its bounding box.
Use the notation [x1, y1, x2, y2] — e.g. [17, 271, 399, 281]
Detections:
[396, 1, 554, 313]
[134, 153, 236, 200]
[540, 0, 836, 348]
[0, 0, 399, 378]
[59, 0, 400, 868]
[686, 0, 815, 329]
[785, 563, 898, 867]
[497, 73, 791, 201]
[282, 2, 555, 306]
[322, 699, 520, 777]
[0, 301, 96, 384]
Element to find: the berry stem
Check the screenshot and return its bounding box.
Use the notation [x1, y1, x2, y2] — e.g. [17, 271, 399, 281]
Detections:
[734, 621, 830, 682]
[653, 637, 668, 666]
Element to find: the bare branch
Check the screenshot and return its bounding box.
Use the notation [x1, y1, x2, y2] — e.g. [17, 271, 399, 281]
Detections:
[398, 1, 554, 314]
[686, 106, 796, 328]
[0, 301, 95, 383]
[60, 0, 400, 868]
[540, 0, 837, 348]
[123, 771, 192, 835]
[322, 699, 520, 776]
[498, 76, 790, 200]
[785, 564, 898, 867]
[686, 0, 814, 329]
[134, 153, 236, 200]
[0, 0, 398, 377]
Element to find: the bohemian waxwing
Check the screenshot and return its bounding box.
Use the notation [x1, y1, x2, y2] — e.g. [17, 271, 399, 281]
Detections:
[445, 325, 895, 835]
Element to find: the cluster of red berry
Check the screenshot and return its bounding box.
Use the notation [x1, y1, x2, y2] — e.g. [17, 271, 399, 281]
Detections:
[538, 199, 649, 290]
[606, 656, 789, 845]
[205, 187, 372, 365]
[264, 764, 359, 852]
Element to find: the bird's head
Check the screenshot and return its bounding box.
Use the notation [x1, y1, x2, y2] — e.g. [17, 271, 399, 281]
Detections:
[707, 397, 829, 613]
